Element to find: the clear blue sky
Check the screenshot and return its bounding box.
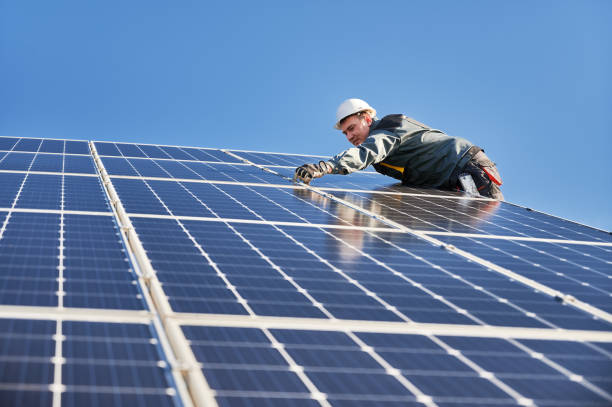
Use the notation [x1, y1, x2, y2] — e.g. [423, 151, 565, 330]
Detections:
[2, 0, 611, 231]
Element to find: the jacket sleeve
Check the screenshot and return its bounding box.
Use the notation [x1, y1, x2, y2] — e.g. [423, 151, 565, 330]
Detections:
[327, 130, 401, 174]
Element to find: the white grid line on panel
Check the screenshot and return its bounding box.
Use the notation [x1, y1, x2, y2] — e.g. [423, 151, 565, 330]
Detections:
[109, 174, 301, 187]
[0, 169, 99, 177]
[100, 155, 246, 166]
[0, 136, 89, 143]
[0, 208, 113, 216]
[0, 141, 43, 240]
[0, 150, 90, 157]
[126, 213, 400, 232]
[0, 304, 152, 323]
[223, 147, 330, 158]
[91, 142, 208, 407]
[173, 313, 612, 342]
[51, 152, 67, 407]
[343, 330, 439, 407]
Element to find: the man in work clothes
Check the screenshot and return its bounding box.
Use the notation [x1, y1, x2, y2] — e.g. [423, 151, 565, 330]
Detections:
[294, 98, 504, 200]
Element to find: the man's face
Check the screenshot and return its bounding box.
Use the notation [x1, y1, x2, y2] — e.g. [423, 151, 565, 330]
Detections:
[340, 114, 371, 146]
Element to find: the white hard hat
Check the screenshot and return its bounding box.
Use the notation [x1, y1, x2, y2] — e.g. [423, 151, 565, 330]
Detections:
[334, 98, 376, 129]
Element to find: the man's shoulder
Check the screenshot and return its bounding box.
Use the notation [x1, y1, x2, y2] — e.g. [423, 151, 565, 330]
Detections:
[373, 114, 431, 132]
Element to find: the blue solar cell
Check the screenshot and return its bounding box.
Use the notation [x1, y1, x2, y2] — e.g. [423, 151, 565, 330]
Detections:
[178, 147, 214, 161]
[128, 158, 171, 177]
[62, 215, 144, 310]
[159, 146, 193, 160]
[230, 151, 331, 166]
[502, 377, 607, 403]
[217, 397, 320, 407]
[16, 174, 61, 209]
[0, 152, 36, 171]
[0, 212, 59, 306]
[94, 142, 122, 156]
[62, 392, 176, 407]
[154, 159, 202, 178]
[137, 144, 172, 159]
[0, 137, 19, 150]
[436, 236, 612, 313]
[199, 149, 242, 163]
[30, 154, 63, 172]
[64, 155, 96, 174]
[116, 143, 147, 157]
[112, 178, 169, 214]
[0, 319, 55, 391]
[64, 140, 90, 154]
[0, 389, 53, 406]
[205, 367, 310, 392]
[62, 321, 181, 405]
[0, 173, 25, 207]
[39, 139, 64, 153]
[13, 138, 42, 152]
[100, 157, 139, 176]
[180, 161, 281, 183]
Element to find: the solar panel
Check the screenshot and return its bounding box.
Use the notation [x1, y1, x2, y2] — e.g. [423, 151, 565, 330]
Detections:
[0, 136, 610, 407]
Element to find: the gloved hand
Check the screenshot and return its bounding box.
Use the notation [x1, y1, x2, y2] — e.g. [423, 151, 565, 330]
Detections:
[293, 161, 332, 184]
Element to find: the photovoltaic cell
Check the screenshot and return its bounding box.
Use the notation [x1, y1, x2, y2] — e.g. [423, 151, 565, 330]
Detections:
[0, 212, 59, 306]
[13, 138, 42, 152]
[182, 325, 611, 406]
[39, 139, 65, 153]
[0, 152, 37, 171]
[64, 140, 90, 155]
[0, 173, 25, 207]
[63, 155, 97, 174]
[0, 137, 19, 150]
[63, 215, 144, 310]
[0, 318, 55, 405]
[61, 320, 180, 407]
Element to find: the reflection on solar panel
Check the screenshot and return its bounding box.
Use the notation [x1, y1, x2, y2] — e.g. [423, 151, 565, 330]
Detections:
[1, 136, 611, 407]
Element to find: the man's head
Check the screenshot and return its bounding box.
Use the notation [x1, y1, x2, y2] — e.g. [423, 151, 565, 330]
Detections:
[335, 98, 376, 146]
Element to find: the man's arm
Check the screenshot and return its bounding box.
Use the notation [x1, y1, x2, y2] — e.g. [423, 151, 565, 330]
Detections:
[294, 130, 400, 184]
[328, 130, 400, 174]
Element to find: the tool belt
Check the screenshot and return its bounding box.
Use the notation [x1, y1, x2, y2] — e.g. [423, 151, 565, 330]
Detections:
[448, 145, 484, 189]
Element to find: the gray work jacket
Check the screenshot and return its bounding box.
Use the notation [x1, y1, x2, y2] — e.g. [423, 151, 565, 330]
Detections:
[327, 114, 473, 188]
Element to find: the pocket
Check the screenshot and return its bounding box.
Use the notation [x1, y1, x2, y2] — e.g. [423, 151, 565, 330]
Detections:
[473, 153, 502, 186]
[478, 163, 502, 186]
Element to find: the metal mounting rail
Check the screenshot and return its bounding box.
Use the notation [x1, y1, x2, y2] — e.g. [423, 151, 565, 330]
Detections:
[90, 142, 215, 407]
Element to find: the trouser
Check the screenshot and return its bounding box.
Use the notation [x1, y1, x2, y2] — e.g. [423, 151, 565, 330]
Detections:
[453, 149, 504, 200]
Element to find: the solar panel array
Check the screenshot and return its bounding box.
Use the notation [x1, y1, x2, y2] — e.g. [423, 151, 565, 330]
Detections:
[0, 136, 610, 407]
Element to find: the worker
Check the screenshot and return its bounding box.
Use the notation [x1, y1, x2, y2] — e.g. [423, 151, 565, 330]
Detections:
[293, 98, 503, 200]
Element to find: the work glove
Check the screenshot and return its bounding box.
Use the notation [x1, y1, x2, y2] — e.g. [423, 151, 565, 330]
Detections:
[293, 161, 333, 184]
